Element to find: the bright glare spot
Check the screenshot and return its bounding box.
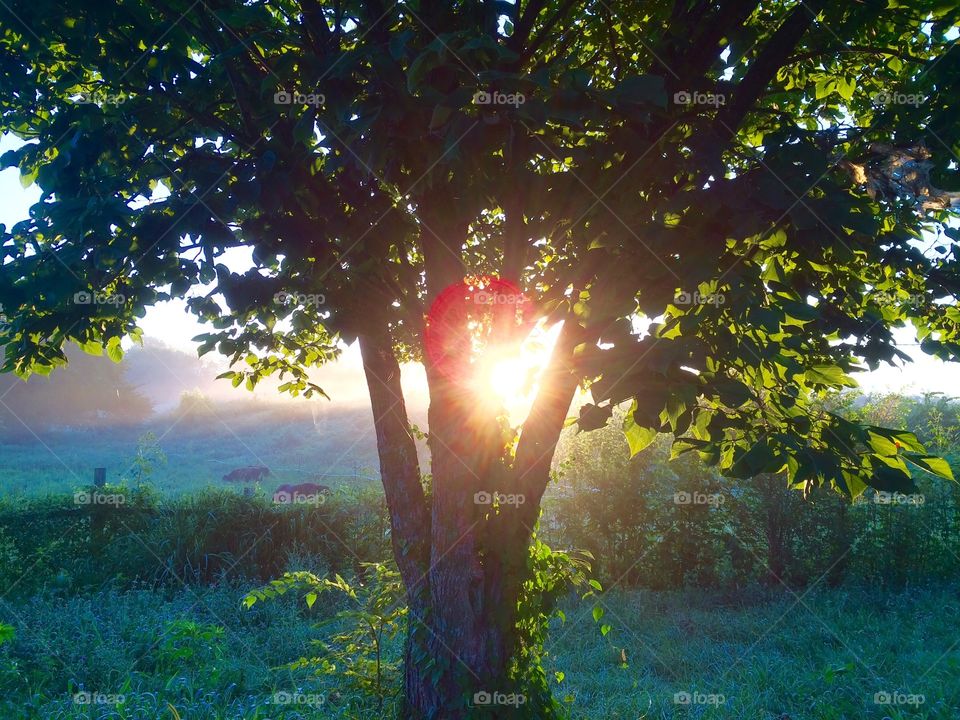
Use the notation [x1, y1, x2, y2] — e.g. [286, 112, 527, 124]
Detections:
[473, 321, 563, 424]
[486, 356, 530, 401]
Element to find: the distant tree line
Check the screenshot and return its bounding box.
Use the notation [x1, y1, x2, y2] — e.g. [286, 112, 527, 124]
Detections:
[544, 392, 960, 589]
[0, 346, 153, 432]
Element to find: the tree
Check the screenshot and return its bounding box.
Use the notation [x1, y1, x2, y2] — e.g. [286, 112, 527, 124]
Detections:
[1, 1, 959, 716]
[0, 344, 153, 431]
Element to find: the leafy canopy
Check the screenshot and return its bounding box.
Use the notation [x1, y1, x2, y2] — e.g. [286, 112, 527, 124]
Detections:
[1, 1, 959, 496]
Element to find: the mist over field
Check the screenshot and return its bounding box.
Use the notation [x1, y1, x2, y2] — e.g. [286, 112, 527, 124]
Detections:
[0, 338, 431, 496]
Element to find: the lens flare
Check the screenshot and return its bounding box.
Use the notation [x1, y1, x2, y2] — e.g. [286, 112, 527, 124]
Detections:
[472, 321, 562, 424]
[423, 276, 560, 424]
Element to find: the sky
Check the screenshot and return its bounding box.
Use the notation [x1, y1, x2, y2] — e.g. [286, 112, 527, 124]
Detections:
[2, 132, 959, 403]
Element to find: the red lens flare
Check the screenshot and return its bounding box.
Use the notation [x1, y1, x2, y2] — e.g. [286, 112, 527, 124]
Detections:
[423, 276, 533, 382]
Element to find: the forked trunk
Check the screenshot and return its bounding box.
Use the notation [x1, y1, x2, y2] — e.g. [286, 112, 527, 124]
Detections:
[360, 297, 582, 718]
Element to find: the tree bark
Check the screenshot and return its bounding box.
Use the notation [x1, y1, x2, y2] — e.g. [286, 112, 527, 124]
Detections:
[358, 331, 439, 716]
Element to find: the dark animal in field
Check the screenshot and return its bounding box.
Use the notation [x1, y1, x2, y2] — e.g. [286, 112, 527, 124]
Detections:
[221, 465, 270, 483]
[273, 482, 331, 504]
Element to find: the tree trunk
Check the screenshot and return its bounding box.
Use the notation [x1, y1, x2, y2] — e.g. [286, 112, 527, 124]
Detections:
[361, 331, 535, 718]
[358, 332, 439, 715]
[755, 473, 790, 586]
[360, 274, 582, 717]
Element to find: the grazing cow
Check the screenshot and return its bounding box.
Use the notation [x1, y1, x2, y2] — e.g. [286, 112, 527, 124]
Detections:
[273, 482, 331, 504]
[221, 465, 270, 483]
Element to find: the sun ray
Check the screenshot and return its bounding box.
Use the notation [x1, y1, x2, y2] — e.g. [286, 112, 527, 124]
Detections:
[472, 321, 563, 425]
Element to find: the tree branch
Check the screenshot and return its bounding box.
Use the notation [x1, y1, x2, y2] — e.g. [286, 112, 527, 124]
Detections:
[712, 0, 825, 144]
[509, 0, 549, 54]
[358, 331, 431, 596]
[514, 315, 585, 501]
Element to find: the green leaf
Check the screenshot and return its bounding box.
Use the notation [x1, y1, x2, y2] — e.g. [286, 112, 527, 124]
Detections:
[866, 430, 899, 456]
[19, 167, 37, 188]
[77, 339, 103, 357]
[905, 453, 955, 482]
[624, 412, 657, 456]
[106, 336, 124, 363]
[837, 76, 855, 101]
[865, 465, 915, 492]
[713, 379, 752, 407]
[805, 365, 855, 388]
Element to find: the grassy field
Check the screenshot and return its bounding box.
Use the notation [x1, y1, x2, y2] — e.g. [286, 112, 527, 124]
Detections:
[0, 402, 390, 496]
[2, 401, 959, 719]
[0, 584, 957, 719]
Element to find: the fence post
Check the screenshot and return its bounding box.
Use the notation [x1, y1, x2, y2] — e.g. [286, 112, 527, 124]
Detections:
[93, 467, 106, 487]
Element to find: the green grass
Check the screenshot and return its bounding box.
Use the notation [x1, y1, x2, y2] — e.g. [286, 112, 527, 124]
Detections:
[1, 584, 957, 719]
[549, 587, 960, 719]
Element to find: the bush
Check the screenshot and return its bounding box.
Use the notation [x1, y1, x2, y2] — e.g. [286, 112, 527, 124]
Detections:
[0, 487, 391, 598]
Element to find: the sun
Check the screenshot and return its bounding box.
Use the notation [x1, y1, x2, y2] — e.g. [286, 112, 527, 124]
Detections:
[473, 321, 563, 424]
